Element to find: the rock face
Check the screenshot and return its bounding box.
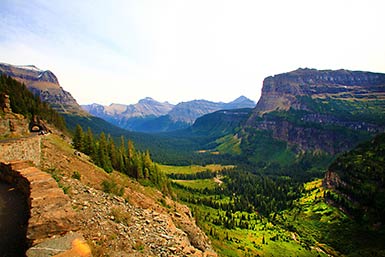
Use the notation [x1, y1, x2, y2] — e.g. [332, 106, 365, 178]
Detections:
[253, 68, 385, 113]
[244, 68, 385, 154]
[82, 96, 255, 132]
[0, 63, 84, 114]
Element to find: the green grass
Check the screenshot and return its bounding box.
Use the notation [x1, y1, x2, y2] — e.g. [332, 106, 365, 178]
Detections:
[159, 164, 234, 175]
[216, 134, 241, 155]
[173, 179, 218, 190]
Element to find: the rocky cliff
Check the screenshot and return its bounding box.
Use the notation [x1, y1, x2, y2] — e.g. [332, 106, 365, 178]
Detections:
[0, 63, 84, 114]
[244, 68, 385, 155]
[253, 68, 385, 114]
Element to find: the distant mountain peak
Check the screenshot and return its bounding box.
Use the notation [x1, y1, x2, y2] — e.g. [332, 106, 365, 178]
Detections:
[138, 97, 159, 104]
[82, 96, 255, 132]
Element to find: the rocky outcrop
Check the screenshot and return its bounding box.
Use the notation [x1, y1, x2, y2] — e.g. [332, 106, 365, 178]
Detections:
[253, 68, 385, 113]
[0, 94, 29, 138]
[0, 63, 84, 114]
[244, 68, 385, 154]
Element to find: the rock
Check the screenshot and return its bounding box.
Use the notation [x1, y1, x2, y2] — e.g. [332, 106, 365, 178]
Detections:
[26, 232, 91, 257]
[161, 234, 173, 240]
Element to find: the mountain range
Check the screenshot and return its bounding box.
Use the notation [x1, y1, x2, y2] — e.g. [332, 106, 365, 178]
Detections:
[82, 96, 255, 132]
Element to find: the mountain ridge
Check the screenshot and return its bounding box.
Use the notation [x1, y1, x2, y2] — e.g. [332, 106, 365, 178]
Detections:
[82, 96, 255, 132]
[0, 62, 85, 115]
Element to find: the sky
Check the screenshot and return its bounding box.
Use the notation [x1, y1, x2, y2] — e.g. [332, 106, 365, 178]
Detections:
[0, 0, 384, 105]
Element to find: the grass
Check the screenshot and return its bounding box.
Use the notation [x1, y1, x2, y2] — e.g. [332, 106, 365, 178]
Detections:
[159, 163, 234, 175]
[173, 179, 218, 190]
[216, 134, 241, 155]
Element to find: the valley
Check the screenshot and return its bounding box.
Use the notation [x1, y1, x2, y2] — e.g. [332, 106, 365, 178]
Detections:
[1, 64, 385, 256]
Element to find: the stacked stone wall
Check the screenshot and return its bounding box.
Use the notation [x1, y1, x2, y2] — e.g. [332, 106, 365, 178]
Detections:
[0, 136, 41, 166]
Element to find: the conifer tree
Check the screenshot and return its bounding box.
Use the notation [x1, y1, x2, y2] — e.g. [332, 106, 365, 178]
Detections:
[98, 132, 113, 172]
[108, 135, 119, 170]
[73, 124, 84, 150]
[83, 127, 95, 156]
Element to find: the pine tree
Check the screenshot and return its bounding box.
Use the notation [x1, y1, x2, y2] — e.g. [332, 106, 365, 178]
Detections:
[127, 140, 135, 159]
[108, 135, 119, 170]
[73, 124, 84, 150]
[83, 127, 95, 156]
[98, 132, 113, 172]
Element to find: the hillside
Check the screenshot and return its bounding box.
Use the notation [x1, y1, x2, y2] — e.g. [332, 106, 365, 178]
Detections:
[38, 133, 217, 256]
[324, 132, 385, 225]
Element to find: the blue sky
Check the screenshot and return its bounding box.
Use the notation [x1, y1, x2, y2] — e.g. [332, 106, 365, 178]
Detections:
[1, 0, 385, 105]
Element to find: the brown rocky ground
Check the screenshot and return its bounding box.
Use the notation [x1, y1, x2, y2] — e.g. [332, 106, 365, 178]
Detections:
[40, 134, 217, 257]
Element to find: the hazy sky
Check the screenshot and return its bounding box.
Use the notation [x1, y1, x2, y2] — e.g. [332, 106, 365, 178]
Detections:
[1, 0, 384, 105]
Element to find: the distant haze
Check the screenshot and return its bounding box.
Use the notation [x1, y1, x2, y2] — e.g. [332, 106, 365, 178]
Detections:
[1, 0, 384, 105]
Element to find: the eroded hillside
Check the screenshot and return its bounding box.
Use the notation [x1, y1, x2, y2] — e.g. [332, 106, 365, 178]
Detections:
[40, 133, 217, 256]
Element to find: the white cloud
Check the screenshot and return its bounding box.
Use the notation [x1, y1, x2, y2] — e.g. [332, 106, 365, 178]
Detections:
[1, 0, 384, 105]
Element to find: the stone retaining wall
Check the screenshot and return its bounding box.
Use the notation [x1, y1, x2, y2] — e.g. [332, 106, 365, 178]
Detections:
[0, 161, 79, 246]
[0, 136, 41, 166]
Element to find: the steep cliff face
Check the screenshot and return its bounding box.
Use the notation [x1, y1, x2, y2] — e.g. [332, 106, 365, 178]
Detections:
[244, 68, 385, 155]
[0, 63, 84, 114]
[253, 68, 385, 114]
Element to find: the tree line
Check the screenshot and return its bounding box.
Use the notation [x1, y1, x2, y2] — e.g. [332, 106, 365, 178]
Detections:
[72, 124, 172, 194]
[173, 167, 303, 217]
